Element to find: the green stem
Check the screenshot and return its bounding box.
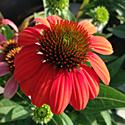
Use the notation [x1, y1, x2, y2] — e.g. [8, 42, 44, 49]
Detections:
[52, 117, 58, 125]
[42, 0, 48, 18]
[76, 0, 90, 21]
[16, 91, 32, 107]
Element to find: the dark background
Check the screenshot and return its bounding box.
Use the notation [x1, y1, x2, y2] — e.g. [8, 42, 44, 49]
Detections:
[0, 0, 44, 26]
[0, 0, 84, 26]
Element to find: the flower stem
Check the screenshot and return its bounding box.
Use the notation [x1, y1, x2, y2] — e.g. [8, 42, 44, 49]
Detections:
[76, 0, 90, 21]
[42, 0, 48, 18]
[16, 91, 32, 107]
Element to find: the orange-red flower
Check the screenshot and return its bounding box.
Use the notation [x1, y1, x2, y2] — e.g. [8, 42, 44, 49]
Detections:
[14, 15, 113, 114]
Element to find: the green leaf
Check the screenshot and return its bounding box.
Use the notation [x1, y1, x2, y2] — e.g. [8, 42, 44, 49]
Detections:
[10, 92, 31, 107]
[110, 69, 125, 88]
[66, 10, 76, 22]
[101, 111, 112, 125]
[93, 33, 113, 38]
[0, 74, 11, 87]
[107, 25, 125, 39]
[48, 114, 63, 125]
[82, 84, 125, 114]
[2, 25, 14, 40]
[111, 112, 125, 125]
[0, 105, 31, 123]
[75, 112, 98, 125]
[0, 121, 17, 125]
[0, 95, 19, 117]
[99, 55, 118, 63]
[107, 54, 125, 78]
[96, 112, 107, 125]
[17, 117, 37, 125]
[59, 112, 73, 125]
[48, 112, 73, 125]
[34, 12, 44, 19]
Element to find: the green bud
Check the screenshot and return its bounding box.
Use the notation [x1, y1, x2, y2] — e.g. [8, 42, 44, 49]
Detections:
[47, 0, 69, 10]
[31, 104, 53, 125]
[95, 6, 109, 24]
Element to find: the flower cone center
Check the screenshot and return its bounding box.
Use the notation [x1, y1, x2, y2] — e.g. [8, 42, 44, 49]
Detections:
[2, 40, 21, 74]
[39, 20, 91, 70]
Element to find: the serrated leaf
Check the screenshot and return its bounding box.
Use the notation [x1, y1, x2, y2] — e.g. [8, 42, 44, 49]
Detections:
[107, 54, 125, 78]
[82, 84, 125, 114]
[0, 105, 31, 123]
[107, 25, 125, 39]
[101, 111, 112, 125]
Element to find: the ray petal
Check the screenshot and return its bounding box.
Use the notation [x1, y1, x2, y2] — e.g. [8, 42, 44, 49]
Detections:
[2, 19, 19, 32]
[78, 21, 97, 34]
[90, 36, 113, 55]
[81, 63, 100, 99]
[47, 15, 62, 24]
[14, 44, 43, 81]
[4, 76, 18, 99]
[70, 67, 89, 110]
[49, 67, 72, 115]
[31, 63, 55, 107]
[12, 33, 18, 40]
[33, 17, 50, 27]
[0, 62, 9, 76]
[34, 24, 51, 32]
[0, 33, 7, 46]
[87, 52, 110, 85]
[18, 27, 42, 46]
[20, 62, 52, 97]
[0, 53, 4, 62]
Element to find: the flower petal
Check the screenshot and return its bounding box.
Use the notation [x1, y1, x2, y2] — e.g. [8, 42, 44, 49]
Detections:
[0, 53, 4, 62]
[0, 62, 9, 76]
[49, 67, 72, 114]
[20, 62, 52, 97]
[2, 19, 19, 33]
[0, 33, 7, 46]
[70, 67, 89, 110]
[33, 17, 50, 27]
[90, 36, 113, 55]
[34, 24, 51, 32]
[18, 27, 42, 46]
[80, 63, 99, 99]
[14, 44, 43, 81]
[12, 33, 18, 40]
[87, 52, 110, 85]
[4, 76, 18, 99]
[47, 15, 62, 25]
[31, 63, 55, 107]
[78, 21, 97, 34]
